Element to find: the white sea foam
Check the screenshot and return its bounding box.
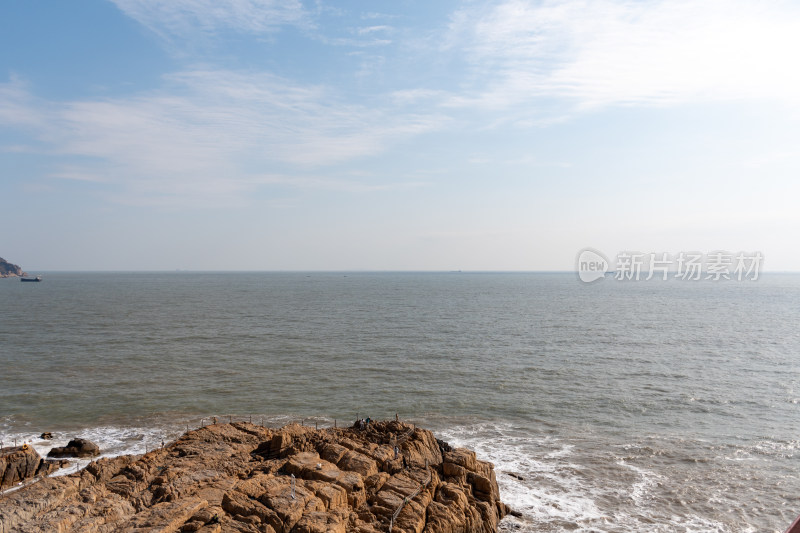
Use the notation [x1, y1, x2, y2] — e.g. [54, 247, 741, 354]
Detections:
[617, 460, 660, 504]
[1, 418, 205, 487]
[0, 416, 784, 532]
[432, 420, 740, 533]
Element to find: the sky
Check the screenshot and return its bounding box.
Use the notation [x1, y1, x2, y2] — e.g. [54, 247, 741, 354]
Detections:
[1, 0, 800, 271]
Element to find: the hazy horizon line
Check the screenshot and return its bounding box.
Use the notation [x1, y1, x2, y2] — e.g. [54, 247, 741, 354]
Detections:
[6, 269, 799, 274]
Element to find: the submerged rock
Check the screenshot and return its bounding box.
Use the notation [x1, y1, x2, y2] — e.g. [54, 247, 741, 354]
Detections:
[0, 421, 507, 533]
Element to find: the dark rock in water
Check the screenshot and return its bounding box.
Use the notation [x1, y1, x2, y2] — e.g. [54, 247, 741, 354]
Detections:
[0, 257, 24, 278]
[39, 432, 53, 440]
[1, 421, 508, 533]
[507, 507, 523, 518]
[47, 438, 100, 458]
[437, 437, 452, 453]
[0, 445, 62, 489]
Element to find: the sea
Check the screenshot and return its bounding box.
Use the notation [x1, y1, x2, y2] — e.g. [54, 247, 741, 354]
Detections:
[1, 271, 799, 532]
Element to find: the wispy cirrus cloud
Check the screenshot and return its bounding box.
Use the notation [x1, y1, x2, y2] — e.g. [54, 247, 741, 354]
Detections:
[358, 25, 391, 36]
[251, 173, 430, 193]
[445, 0, 800, 115]
[110, 0, 311, 40]
[0, 71, 444, 206]
[0, 75, 46, 129]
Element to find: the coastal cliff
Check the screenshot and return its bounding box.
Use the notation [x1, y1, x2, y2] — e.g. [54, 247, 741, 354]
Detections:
[0, 257, 24, 278]
[0, 421, 508, 533]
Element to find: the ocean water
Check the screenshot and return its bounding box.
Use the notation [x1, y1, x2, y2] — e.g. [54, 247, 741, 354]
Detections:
[1, 271, 799, 532]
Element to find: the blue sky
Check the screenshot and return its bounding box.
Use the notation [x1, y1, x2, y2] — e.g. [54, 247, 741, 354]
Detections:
[1, 0, 799, 271]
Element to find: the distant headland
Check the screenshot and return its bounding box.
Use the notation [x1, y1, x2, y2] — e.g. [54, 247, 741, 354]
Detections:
[0, 257, 26, 278]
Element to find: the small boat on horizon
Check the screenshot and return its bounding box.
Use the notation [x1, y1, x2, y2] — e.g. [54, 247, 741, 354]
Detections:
[20, 276, 42, 282]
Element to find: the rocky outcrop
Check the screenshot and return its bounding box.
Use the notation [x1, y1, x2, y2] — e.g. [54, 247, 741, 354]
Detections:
[0, 445, 64, 490]
[0, 257, 24, 278]
[48, 438, 101, 458]
[0, 421, 507, 533]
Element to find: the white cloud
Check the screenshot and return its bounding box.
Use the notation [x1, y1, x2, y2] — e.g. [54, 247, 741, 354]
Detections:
[358, 25, 391, 35]
[0, 71, 444, 206]
[446, 0, 800, 113]
[389, 89, 448, 105]
[0, 76, 45, 130]
[251, 173, 430, 193]
[361, 12, 397, 21]
[110, 0, 311, 40]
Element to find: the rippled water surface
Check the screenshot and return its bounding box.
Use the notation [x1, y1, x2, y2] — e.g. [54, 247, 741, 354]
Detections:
[2, 272, 799, 531]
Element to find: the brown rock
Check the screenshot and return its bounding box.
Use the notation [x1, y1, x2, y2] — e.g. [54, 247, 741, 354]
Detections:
[195, 525, 222, 533]
[305, 480, 348, 511]
[393, 497, 428, 533]
[47, 438, 101, 458]
[443, 461, 467, 482]
[363, 472, 390, 497]
[0, 445, 62, 489]
[125, 497, 209, 531]
[336, 450, 378, 478]
[320, 443, 349, 464]
[222, 489, 279, 526]
[293, 511, 347, 533]
[195, 525, 221, 533]
[444, 449, 477, 471]
[380, 472, 420, 498]
[283, 451, 336, 479]
[0, 421, 506, 533]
